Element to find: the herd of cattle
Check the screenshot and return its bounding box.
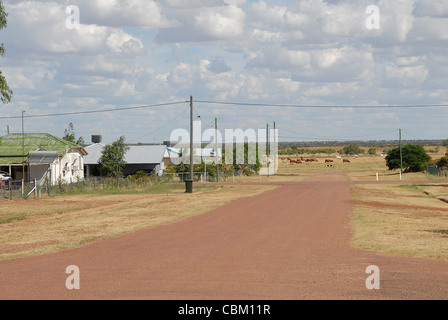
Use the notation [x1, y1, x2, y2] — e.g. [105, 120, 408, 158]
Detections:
[281, 156, 352, 164]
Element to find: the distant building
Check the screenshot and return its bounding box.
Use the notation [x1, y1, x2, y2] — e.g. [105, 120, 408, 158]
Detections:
[165, 147, 222, 165]
[0, 133, 88, 185]
[84, 143, 168, 177]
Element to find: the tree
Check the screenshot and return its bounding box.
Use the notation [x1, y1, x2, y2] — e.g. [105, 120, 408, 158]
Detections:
[98, 136, 130, 178]
[385, 145, 431, 173]
[0, 1, 13, 104]
[340, 144, 365, 155]
[63, 123, 85, 145]
[436, 155, 448, 168]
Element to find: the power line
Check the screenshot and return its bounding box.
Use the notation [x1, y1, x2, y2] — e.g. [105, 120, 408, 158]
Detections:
[128, 104, 191, 143]
[3, 99, 447, 120]
[278, 127, 398, 141]
[0, 101, 188, 120]
[195, 100, 448, 109]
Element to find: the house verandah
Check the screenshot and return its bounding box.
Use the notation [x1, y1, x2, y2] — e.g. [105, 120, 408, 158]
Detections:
[0, 133, 88, 186]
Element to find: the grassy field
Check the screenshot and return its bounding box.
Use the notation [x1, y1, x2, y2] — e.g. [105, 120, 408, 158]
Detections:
[350, 182, 448, 260]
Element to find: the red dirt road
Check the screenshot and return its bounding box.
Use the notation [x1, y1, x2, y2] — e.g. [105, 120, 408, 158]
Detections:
[1, 174, 447, 300]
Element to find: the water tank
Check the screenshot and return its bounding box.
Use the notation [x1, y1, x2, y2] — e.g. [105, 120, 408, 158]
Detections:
[92, 135, 102, 144]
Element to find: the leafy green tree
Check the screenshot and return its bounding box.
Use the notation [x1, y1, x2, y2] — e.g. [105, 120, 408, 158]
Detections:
[368, 148, 377, 156]
[436, 156, 448, 168]
[63, 123, 85, 145]
[98, 136, 130, 178]
[340, 144, 365, 155]
[385, 145, 431, 173]
[0, 1, 13, 104]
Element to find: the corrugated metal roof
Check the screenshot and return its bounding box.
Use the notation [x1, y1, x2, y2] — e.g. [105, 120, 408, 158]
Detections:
[0, 133, 83, 165]
[125, 145, 167, 164]
[27, 151, 58, 164]
[84, 144, 167, 165]
[83, 143, 106, 165]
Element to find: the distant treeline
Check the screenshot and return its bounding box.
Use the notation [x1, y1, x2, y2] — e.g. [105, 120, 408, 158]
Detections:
[279, 139, 448, 149]
[279, 148, 337, 155]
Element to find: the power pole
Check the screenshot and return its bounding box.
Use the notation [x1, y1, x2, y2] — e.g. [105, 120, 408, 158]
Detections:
[273, 121, 276, 175]
[190, 96, 194, 180]
[267, 123, 270, 176]
[22, 110, 25, 193]
[215, 117, 219, 183]
[187, 96, 194, 193]
[399, 128, 403, 178]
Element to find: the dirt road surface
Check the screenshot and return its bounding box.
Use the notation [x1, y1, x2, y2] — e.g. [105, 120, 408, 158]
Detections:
[1, 173, 447, 300]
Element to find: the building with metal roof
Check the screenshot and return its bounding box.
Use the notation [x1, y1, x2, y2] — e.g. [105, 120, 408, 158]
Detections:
[0, 133, 88, 184]
[84, 144, 168, 177]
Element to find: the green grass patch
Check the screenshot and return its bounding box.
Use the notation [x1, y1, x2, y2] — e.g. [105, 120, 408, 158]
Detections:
[0, 215, 27, 224]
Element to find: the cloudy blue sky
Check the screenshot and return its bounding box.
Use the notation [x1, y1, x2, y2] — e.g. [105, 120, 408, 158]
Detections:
[1, 0, 448, 144]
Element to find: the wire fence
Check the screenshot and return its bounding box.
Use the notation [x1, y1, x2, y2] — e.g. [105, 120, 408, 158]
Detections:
[1, 170, 255, 201]
[427, 166, 448, 178]
[163, 172, 240, 183]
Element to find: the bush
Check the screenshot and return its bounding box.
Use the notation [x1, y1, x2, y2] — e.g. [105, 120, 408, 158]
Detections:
[436, 156, 448, 168]
[385, 145, 431, 172]
[340, 144, 365, 155]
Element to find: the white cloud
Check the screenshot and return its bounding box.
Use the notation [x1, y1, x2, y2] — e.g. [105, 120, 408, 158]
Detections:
[77, 0, 176, 29]
[194, 5, 246, 39]
[385, 65, 429, 87]
[2, 0, 448, 141]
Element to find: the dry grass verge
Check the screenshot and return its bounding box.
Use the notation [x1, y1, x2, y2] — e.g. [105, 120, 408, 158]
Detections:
[351, 182, 448, 260]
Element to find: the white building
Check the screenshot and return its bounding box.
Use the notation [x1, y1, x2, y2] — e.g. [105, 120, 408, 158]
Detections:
[0, 133, 88, 185]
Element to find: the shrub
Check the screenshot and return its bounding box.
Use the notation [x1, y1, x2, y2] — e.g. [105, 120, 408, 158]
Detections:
[385, 145, 431, 172]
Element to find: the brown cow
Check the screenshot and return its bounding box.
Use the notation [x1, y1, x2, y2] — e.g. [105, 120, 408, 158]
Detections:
[325, 159, 334, 163]
[343, 159, 351, 163]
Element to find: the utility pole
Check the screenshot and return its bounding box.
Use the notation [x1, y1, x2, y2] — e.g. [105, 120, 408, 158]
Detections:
[22, 110, 25, 195]
[399, 128, 403, 179]
[215, 117, 219, 183]
[186, 96, 194, 193]
[267, 123, 270, 176]
[273, 121, 276, 175]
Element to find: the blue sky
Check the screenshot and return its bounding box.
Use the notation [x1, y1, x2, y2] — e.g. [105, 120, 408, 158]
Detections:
[1, 0, 448, 144]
